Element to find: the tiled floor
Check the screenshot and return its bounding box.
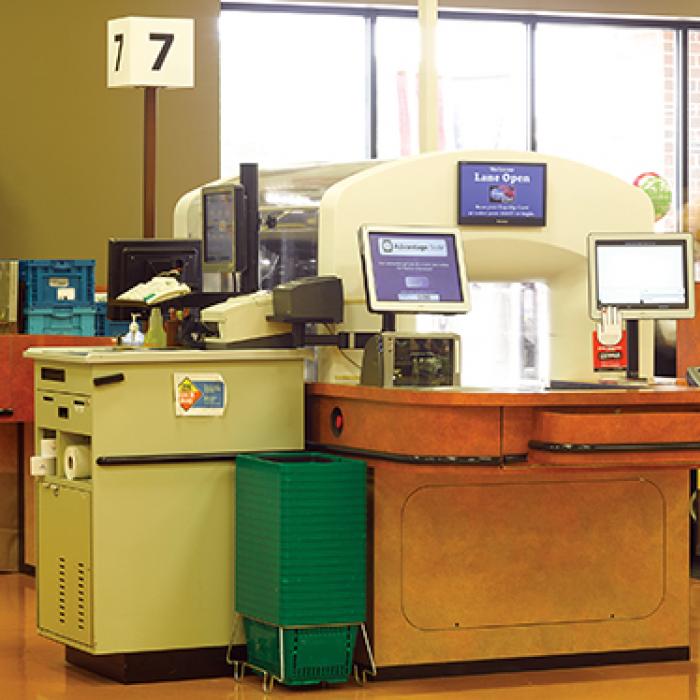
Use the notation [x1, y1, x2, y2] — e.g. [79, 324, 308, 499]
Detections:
[2, 572, 699, 699]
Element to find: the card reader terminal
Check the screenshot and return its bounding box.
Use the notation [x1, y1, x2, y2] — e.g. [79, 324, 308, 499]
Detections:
[360, 332, 460, 388]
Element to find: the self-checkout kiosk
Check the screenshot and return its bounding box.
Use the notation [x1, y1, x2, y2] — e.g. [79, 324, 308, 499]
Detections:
[357, 224, 468, 388]
[26, 150, 700, 684]
[588, 231, 694, 376]
[174, 151, 664, 383]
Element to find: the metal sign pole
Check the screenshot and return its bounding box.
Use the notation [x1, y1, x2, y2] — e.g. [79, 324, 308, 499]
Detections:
[143, 86, 158, 238]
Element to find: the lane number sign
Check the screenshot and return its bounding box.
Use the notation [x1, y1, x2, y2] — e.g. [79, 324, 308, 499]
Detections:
[107, 17, 194, 88]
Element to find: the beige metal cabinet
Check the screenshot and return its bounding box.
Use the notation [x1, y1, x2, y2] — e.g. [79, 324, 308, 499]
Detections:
[37, 480, 92, 646]
[26, 347, 307, 656]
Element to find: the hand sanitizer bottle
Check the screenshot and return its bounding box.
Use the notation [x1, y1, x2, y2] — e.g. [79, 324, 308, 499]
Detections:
[121, 313, 144, 346]
[144, 307, 167, 348]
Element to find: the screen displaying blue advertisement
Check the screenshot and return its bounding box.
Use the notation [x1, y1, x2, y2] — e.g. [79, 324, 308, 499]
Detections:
[458, 162, 547, 226]
[368, 232, 464, 304]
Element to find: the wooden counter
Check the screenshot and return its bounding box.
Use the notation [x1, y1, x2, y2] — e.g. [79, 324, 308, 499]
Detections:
[306, 382, 700, 679]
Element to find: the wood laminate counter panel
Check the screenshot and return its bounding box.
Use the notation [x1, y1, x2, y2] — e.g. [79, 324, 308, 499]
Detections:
[308, 382, 693, 673]
[308, 382, 700, 408]
[307, 383, 700, 467]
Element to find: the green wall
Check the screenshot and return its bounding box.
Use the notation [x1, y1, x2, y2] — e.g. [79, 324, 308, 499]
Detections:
[0, 1, 220, 286]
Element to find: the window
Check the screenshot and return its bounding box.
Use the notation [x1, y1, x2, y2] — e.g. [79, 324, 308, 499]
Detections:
[418, 283, 549, 387]
[219, 10, 367, 174]
[220, 5, 697, 381]
[438, 19, 528, 152]
[375, 17, 419, 158]
[535, 24, 678, 231]
[376, 17, 528, 158]
[220, 8, 688, 234]
[689, 31, 700, 233]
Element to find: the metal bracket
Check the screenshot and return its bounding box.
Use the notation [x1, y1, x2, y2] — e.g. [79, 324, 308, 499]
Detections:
[353, 623, 378, 685]
[690, 491, 698, 522]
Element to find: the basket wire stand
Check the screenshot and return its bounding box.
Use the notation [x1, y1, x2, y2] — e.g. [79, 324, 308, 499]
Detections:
[227, 619, 376, 694]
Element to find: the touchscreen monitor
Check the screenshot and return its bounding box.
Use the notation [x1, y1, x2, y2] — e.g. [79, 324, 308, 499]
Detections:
[358, 225, 470, 314]
[202, 185, 236, 273]
[588, 232, 694, 320]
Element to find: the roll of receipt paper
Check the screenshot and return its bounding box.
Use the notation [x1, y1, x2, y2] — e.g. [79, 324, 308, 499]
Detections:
[63, 445, 91, 480]
[40, 438, 57, 458]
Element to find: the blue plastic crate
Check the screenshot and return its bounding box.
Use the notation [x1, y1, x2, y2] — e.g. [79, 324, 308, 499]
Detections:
[19, 259, 95, 308]
[24, 305, 96, 336]
[94, 301, 107, 336]
[94, 301, 131, 337]
[104, 318, 130, 337]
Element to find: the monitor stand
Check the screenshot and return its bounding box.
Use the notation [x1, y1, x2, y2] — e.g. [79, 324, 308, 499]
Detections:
[382, 312, 396, 333]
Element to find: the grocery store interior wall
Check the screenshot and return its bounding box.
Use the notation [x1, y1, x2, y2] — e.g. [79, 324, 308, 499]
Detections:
[0, 1, 220, 285]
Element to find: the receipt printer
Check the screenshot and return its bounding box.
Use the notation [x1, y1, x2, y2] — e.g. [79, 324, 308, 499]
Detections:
[271, 276, 344, 323]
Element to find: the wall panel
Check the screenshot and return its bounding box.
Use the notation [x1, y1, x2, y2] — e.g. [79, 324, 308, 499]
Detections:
[0, 1, 220, 285]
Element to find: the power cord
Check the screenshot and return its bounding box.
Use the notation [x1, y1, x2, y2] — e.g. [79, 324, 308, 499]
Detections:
[324, 323, 362, 370]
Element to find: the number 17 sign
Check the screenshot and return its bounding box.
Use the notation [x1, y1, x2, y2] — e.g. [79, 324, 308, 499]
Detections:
[107, 16, 194, 88]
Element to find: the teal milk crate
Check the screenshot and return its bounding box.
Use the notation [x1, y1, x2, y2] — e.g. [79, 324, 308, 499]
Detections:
[24, 305, 96, 336]
[243, 618, 358, 687]
[94, 301, 107, 335]
[104, 318, 131, 337]
[19, 259, 95, 308]
[235, 452, 366, 627]
[95, 301, 130, 337]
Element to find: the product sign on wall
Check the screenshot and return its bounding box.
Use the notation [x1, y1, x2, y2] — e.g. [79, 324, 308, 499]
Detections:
[107, 16, 194, 88]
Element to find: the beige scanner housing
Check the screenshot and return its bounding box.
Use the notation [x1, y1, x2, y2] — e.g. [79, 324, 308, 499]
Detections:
[175, 149, 655, 383]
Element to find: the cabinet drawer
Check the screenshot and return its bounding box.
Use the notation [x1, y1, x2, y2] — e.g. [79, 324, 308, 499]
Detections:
[529, 409, 700, 466]
[34, 363, 95, 395]
[36, 391, 92, 435]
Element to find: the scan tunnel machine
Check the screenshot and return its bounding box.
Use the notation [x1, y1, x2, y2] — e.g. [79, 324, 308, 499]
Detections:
[315, 149, 655, 383]
[176, 150, 655, 382]
[168, 151, 700, 680]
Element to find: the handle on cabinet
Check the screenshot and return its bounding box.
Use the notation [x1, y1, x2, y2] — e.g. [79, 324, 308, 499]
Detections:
[93, 373, 125, 387]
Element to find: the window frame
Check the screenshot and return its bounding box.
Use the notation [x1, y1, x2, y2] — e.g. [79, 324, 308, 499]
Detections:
[221, 2, 700, 229]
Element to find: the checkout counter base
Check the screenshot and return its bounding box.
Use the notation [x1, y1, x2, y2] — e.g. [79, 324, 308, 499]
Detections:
[65, 644, 245, 684]
[307, 383, 700, 676]
[366, 646, 690, 682]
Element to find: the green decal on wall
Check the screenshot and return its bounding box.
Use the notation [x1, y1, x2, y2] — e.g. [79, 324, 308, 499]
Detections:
[633, 172, 672, 222]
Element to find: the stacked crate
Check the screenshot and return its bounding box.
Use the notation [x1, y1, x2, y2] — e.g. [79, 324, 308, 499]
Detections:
[94, 301, 130, 338]
[20, 260, 96, 335]
[235, 452, 366, 687]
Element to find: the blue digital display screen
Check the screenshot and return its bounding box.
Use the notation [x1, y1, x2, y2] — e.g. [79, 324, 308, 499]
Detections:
[368, 232, 464, 305]
[458, 161, 547, 226]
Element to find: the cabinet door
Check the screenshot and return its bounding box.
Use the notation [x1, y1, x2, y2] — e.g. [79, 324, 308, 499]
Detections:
[37, 482, 92, 646]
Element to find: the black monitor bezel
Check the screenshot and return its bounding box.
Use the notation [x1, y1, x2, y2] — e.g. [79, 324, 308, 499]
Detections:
[457, 160, 548, 227]
[202, 184, 237, 273]
[107, 238, 203, 320]
[358, 225, 471, 315]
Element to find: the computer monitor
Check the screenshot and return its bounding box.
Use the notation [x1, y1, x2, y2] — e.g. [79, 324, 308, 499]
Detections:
[588, 232, 695, 321]
[358, 225, 470, 314]
[107, 238, 203, 320]
[202, 184, 236, 273]
[458, 161, 547, 227]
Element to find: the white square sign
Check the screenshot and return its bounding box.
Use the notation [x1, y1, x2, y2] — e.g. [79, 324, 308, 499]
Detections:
[107, 16, 194, 88]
